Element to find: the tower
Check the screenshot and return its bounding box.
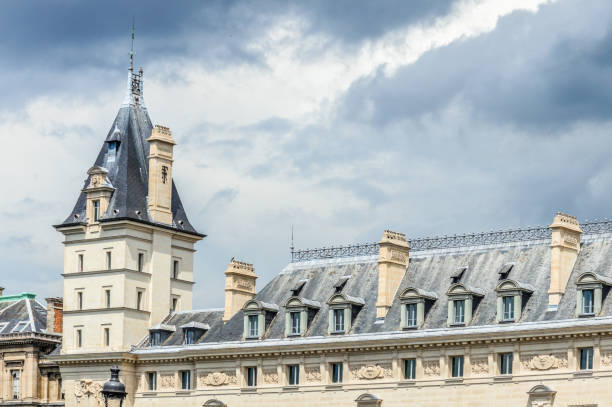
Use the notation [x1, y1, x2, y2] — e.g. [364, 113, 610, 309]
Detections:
[54, 63, 204, 354]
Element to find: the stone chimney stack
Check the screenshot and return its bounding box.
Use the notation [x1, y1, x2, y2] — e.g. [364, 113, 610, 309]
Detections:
[223, 259, 257, 322]
[376, 230, 410, 318]
[147, 125, 176, 225]
[45, 297, 63, 334]
[548, 212, 582, 309]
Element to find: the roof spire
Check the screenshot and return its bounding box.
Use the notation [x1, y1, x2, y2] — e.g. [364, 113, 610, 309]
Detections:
[129, 17, 135, 72]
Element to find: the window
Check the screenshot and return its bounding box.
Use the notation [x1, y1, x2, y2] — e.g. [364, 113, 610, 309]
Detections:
[288, 365, 300, 385]
[78, 254, 84, 272]
[77, 292, 83, 310]
[453, 300, 465, 324]
[582, 290, 594, 314]
[172, 298, 178, 312]
[184, 329, 196, 345]
[500, 353, 513, 375]
[104, 328, 110, 347]
[173, 260, 179, 279]
[106, 251, 112, 270]
[580, 347, 594, 370]
[147, 372, 157, 391]
[451, 356, 464, 378]
[247, 315, 259, 338]
[502, 296, 514, 321]
[138, 253, 144, 272]
[404, 359, 416, 380]
[331, 362, 343, 383]
[12, 321, 28, 333]
[136, 291, 143, 310]
[76, 329, 82, 348]
[150, 331, 163, 346]
[180, 370, 191, 390]
[405, 303, 417, 327]
[290, 311, 301, 335]
[333, 309, 345, 332]
[105, 289, 111, 308]
[246, 367, 257, 387]
[11, 370, 20, 400]
[93, 200, 100, 222]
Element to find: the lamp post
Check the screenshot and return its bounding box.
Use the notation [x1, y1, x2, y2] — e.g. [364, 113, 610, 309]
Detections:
[101, 365, 127, 407]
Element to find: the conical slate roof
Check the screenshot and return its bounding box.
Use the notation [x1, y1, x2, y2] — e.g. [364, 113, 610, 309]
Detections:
[56, 69, 202, 237]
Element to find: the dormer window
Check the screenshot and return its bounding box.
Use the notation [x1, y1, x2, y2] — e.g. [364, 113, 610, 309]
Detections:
[106, 126, 121, 163]
[242, 300, 279, 340]
[93, 200, 100, 222]
[149, 324, 175, 346]
[446, 283, 484, 326]
[326, 293, 364, 335]
[283, 296, 320, 337]
[398, 288, 438, 329]
[181, 322, 209, 345]
[494, 279, 534, 323]
[575, 272, 612, 317]
[83, 166, 114, 225]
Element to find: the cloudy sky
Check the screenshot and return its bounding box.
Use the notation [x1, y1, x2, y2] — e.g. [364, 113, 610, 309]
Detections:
[2, 0, 612, 308]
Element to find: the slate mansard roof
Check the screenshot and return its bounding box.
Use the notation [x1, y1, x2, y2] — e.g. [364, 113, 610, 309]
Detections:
[0, 294, 50, 335]
[137, 221, 612, 350]
[56, 70, 202, 237]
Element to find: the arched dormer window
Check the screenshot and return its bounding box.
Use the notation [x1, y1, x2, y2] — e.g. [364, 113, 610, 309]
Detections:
[575, 272, 612, 317]
[180, 322, 209, 345]
[494, 280, 534, 323]
[242, 300, 278, 340]
[149, 323, 175, 346]
[283, 296, 320, 337]
[398, 287, 437, 329]
[326, 293, 364, 334]
[446, 283, 484, 326]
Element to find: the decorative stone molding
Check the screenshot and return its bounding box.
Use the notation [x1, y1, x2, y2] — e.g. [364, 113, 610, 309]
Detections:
[601, 352, 612, 367]
[351, 364, 392, 380]
[423, 360, 440, 376]
[263, 370, 279, 384]
[305, 367, 321, 383]
[74, 379, 103, 406]
[160, 373, 176, 389]
[521, 354, 568, 371]
[200, 372, 237, 387]
[471, 358, 489, 375]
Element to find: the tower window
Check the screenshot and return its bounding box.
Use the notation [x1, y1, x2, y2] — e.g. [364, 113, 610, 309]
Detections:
[104, 327, 110, 347]
[136, 290, 143, 310]
[77, 292, 83, 310]
[138, 253, 144, 272]
[172, 298, 178, 312]
[93, 200, 100, 222]
[78, 254, 84, 272]
[76, 329, 82, 348]
[172, 260, 179, 279]
[106, 251, 112, 270]
[105, 289, 111, 308]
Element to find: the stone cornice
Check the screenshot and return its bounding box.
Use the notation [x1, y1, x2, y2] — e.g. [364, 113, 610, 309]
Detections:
[49, 351, 136, 366]
[62, 268, 152, 278]
[0, 332, 61, 346]
[63, 307, 150, 315]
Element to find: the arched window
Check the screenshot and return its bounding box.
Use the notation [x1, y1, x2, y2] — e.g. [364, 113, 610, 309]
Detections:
[203, 399, 226, 407]
[355, 393, 382, 407]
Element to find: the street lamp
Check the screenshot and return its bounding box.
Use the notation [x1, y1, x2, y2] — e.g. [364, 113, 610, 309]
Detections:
[101, 365, 127, 407]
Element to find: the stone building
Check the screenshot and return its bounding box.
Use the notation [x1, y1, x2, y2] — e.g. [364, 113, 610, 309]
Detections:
[52, 61, 612, 407]
[0, 290, 63, 406]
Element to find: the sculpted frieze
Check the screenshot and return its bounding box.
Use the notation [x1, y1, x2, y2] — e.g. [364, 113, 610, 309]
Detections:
[601, 352, 612, 367]
[74, 379, 103, 406]
[263, 370, 279, 384]
[521, 354, 568, 371]
[471, 358, 488, 375]
[200, 372, 237, 387]
[160, 373, 176, 389]
[423, 360, 440, 376]
[305, 367, 321, 383]
[351, 364, 392, 380]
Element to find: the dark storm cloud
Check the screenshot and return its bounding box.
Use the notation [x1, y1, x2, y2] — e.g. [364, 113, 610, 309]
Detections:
[339, 0, 612, 130]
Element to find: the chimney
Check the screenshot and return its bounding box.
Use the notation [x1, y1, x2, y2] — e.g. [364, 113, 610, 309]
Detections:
[45, 297, 63, 334]
[0, 287, 4, 296]
[223, 259, 257, 322]
[548, 212, 582, 309]
[147, 125, 176, 225]
[376, 230, 410, 318]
